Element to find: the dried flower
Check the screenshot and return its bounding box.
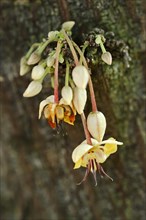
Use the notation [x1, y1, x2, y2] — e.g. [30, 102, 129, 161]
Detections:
[31, 65, 45, 80]
[72, 65, 89, 89]
[39, 95, 76, 128]
[87, 111, 106, 142]
[23, 81, 42, 97]
[73, 87, 87, 114]
[101, 52, 112, 65]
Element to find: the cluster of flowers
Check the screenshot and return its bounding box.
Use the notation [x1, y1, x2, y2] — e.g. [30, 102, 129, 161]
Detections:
[20, 21, 123, 185]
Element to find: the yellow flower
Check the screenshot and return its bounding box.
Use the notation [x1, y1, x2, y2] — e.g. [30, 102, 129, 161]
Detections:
[39, 95, 76, 128]
[72, 138, 123, 185]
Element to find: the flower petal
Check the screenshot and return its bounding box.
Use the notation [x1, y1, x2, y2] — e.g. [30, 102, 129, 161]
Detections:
[99, 138, 123, 146]
[38, 95, 55, 119]
[72, 143, 93, 163]
[103, 143, 118, 155]
[95, 150, 107, 163]
[73, 158, 82, 169]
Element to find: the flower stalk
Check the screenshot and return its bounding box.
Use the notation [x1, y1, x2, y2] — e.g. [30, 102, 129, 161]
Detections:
[81, 113, 92, 145]
[65, 61, 70, 86]
[54, 41, 62, 103]
[61, 29, 79, 66]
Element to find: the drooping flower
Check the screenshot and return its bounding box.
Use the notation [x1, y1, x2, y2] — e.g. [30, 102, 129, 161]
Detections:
[72, 138, 123, 185]
[39, 95, 76, 128]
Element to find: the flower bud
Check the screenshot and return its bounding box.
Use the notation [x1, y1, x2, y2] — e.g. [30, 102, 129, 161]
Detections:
[95, 35, 101, 44]
[20, 57, 31, 76]
[62, 21, 75, 31]
[31, 65, 45, 80]
[61, 86, 73, 104]
[87, 111, 106, 142]
[101, 52, 112, 65]
[72, 65, 89, 89]
[47, 56, 55, 67]
[27, 52, 41, 65]
[23, 81, 42, 97]
[48, 31, 59, 41]
[73, 87, 87, 114]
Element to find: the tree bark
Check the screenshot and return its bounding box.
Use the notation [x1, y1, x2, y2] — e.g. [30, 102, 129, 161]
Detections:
[1, 0, 145, 220]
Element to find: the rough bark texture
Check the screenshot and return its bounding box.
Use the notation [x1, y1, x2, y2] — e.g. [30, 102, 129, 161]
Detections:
[0, 0, 145, 220]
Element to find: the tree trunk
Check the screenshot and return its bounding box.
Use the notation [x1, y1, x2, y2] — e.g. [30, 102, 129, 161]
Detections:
[1, 0, 145, 220]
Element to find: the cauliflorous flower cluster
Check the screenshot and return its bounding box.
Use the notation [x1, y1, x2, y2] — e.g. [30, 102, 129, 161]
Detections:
[20, 21, 123, 185]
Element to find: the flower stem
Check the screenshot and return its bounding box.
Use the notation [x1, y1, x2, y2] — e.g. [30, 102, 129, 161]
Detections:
[61, 29, 79, 66]
[69, 76, 75, 89]
[81, 113, 92, 145]
[37, 39, 51, 55]
[72, 41, 98, 112]
[100, 41, 106, 53]
[80, 41, 89, 64]
[54, 41, 61, 103]
[65, 61, 70, 86]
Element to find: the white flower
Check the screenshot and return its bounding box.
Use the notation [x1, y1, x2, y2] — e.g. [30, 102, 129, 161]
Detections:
[23, 81, 42, 97]
[62, 21, 75, 31]
[72, 65, 89, 89]
[31, 65, 45, 80]
[61, 86, 73, 104]
[73, 87, 87, 114]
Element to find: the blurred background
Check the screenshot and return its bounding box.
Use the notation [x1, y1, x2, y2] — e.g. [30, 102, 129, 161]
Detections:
[0, 0, 146, 220]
